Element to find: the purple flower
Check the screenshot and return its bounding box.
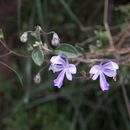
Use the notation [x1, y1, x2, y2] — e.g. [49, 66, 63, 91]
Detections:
[50, 55, 64, 65]
[50, 55, 76, 88]
[89, 61, 119, 91]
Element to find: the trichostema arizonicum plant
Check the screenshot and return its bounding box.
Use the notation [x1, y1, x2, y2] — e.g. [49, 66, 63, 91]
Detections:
[19, 25, 119, 92]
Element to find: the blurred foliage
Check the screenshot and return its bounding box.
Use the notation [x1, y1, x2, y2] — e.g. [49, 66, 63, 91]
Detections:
[0, 29, 4, 39]
[0, 0, 130, 130]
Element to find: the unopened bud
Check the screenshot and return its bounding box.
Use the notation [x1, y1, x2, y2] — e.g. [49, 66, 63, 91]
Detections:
[35, 25, 42, 32]
[20, 32, 28, 43]
[51, 33, 60, 46]
[34, 73, 41, 84]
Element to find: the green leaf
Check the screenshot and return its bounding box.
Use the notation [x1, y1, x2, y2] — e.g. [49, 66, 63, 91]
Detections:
[55, 43, 84, 58]
[31, 31, 41, 41]
[32, 49, 44, 66]
[27, 44, 33, 51]
[75, 46, 85, 55]
[95, 30, 108, 39]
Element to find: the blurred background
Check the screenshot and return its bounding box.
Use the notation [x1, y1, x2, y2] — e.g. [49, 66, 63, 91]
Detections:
[0, 0, 130, 130]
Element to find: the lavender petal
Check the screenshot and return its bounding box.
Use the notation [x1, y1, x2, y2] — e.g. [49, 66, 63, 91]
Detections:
[110, 61, 119, 70]
[65, 69, 72, 80]
[49, 64, 63, 73]
[68, 64, 77, 74]
[103, 61, 119, 71]
[92, 72, 100, 80]
[50, 55, 65, 65]
[103, 69, 117, 77]
[99, 73, 109, 91]
[54, 70, 65, 88]
[89, 65, 100, 74]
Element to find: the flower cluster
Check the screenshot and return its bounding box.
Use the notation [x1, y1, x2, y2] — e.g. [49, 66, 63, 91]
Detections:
[50, 55, 119, 91]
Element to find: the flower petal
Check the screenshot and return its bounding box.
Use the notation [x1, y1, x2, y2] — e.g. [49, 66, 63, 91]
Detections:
[92, 72, 100, 80]
[99, 73, 109, 91]
[103, 61, 119, 71]
[65, 69, 72, 80]
[111, 61, 119, 70]
[68, 64, 77, 74]
[103, 69, 117, 77]
[89, 65, 100, 74]
[50, 55, 65, 65]
[54, 71, 65, 88]
[49, 64, 63, 73]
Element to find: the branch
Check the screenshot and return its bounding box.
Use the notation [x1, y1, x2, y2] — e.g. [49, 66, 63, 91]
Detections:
[104, 0, 114, 49]
[120, 74, 130, 119]
[0, 39, 30, 58]
[0, 61, 23, 87]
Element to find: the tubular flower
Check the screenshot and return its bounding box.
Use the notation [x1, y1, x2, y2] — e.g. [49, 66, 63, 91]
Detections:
[89, 61, 119, 91]
[50, 55, 76, 88]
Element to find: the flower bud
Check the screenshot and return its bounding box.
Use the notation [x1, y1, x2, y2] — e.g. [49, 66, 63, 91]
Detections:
[20, 32, 28, 43]
[35, 25, 42, 32]
[33, 73, 41, 84]
[51, 33, 60, 46]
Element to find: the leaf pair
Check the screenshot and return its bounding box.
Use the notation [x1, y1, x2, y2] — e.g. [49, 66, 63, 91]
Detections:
[32, 43, 85, 66]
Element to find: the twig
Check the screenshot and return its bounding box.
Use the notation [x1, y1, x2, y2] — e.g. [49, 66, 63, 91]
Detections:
[118, 32, 128, 48]
[59, 0, 84, 30]
[73, 57, 105, 63]
[0, 61, 23, 87]
[80, 36, 97, 46]
[120, 74, 130, 119]
[104, 0, 114, 49]
[0, 52, 12, 57]
[0, 39, 30, 58]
